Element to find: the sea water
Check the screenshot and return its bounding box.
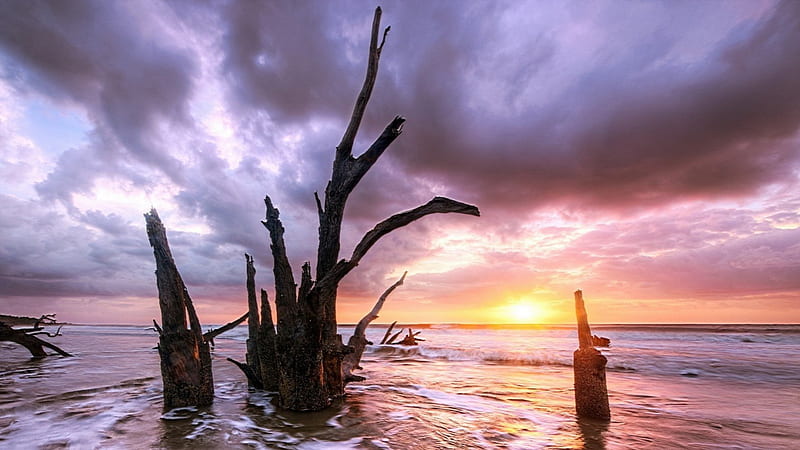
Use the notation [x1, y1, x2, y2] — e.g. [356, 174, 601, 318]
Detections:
[0, 324, 798, 449]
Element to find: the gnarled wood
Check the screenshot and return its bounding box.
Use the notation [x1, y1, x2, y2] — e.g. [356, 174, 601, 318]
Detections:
[573, 290, 611, 420]
[145, 208, 245, 408]
[343, 272, 407, 382]
[0, 319, 71, 358]
[379, 321, 398, 345]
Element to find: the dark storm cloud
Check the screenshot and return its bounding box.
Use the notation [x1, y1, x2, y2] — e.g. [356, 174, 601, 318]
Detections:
[221, 1, 361, 123]
[217, 1, 800, 226]
[382, 1, 800, 212]
[0, 0, 196, 202]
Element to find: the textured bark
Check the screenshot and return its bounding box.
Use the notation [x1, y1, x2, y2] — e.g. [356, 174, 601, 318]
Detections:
[573, 290, 611, 420]
[245, 254, 261, 386]
[0, 320, 71, 358]
[145, 209, 245, 408]
[343, 272, 406, 382]
[228, 257, 280, 391]
[257, 289, 279, 391]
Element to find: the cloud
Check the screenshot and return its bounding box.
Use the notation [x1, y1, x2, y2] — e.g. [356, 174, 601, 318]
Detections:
[1, 0, 799, 323]
[0, 0, 198, 205]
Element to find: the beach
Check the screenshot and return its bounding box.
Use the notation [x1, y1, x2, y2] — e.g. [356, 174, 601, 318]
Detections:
[1, 324, 798, 449]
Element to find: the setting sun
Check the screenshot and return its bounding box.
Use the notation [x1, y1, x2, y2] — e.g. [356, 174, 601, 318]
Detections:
[496, 300, 546, 324]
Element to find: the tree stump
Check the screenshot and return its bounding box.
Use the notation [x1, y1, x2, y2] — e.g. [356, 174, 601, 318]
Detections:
[573, 290, 611, 420]
[145, 209, 247, 408]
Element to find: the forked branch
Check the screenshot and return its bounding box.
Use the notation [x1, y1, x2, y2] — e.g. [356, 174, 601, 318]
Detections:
[337, 6, 390, 160]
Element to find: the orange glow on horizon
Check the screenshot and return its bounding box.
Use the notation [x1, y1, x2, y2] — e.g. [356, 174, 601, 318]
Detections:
[492, 299, 549, 324]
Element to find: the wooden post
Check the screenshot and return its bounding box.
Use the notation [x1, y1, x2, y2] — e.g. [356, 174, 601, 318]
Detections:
[573, 290, 611, 420]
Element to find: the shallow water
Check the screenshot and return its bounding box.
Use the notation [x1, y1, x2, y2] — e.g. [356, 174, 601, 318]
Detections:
[1, 324, 798, 449]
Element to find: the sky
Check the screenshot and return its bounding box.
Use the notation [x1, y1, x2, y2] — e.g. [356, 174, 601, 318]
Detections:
[1, 0, 799, 325]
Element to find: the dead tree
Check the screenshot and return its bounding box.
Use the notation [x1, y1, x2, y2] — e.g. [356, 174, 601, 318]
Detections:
[145, 209, 247, 408]
[573, 290, 611, 420]
[0, 314, 71, 358]
[242, 7, 479, 411]
[342, 271, 406, 382]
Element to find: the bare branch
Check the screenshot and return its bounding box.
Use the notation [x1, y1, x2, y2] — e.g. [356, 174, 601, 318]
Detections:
[29, 325, 64, 338]
[336, 6, 386, 160]
[378, 26, 390, 52]
[152, 319, 163, 335]
[385, 329, 404, 345]
[204, 312, 248, 342]
[353, 271, 406, 339]
[320, 197, 479, 287]
[380, 320, 398, 345]
[343, 272, 407, 383]
[226, 357, 263, 389]
[0, 322, 71, 357]
[347, 116, 406, 190]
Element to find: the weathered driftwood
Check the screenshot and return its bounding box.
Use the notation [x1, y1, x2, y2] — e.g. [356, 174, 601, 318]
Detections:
[248, 7, 479, 411]
[342, 272, 407, 382]
[379, 321, 398, 345]
[592, 335, 611, 348]
[145, 209, 246, 408]
[384, 328, 405, 345]
[573, 290, 611, 420]
[0, 314, 71, 358]
[397, 328, 424, 346]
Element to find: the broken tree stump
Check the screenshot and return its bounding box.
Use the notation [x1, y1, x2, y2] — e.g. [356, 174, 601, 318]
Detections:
[573, 290, 611, 420]
[145, 208, 246, 408]
[0, 314, 71, 358]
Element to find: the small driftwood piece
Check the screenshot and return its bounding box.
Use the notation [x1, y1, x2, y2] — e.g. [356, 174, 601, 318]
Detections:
[573, 290, 611, 420]
[397, 329, 423, 346]
[0, 314, 71, 358]
[592, 335, 611, 348]
[385, 329, 404, 345]
[343, 272, 407, 382]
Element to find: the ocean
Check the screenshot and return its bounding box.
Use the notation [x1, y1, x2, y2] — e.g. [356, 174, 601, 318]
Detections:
[1, 324, 798, 449]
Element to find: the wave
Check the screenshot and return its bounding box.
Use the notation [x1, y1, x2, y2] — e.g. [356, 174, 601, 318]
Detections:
[367, 344, 573, 368]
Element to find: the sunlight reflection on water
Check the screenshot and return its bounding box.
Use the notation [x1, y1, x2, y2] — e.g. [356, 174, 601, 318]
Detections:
[1, 324, 798, 448]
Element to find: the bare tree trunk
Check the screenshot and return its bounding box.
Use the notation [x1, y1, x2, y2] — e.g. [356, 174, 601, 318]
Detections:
[573, 290, 611, 420]
[251, 7, 479, 411]
[145, 209, 246, 408]
[343, 272, 406, 382]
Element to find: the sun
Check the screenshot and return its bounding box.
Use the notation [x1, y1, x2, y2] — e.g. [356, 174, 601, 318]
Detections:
[498, 300, 545, 324]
